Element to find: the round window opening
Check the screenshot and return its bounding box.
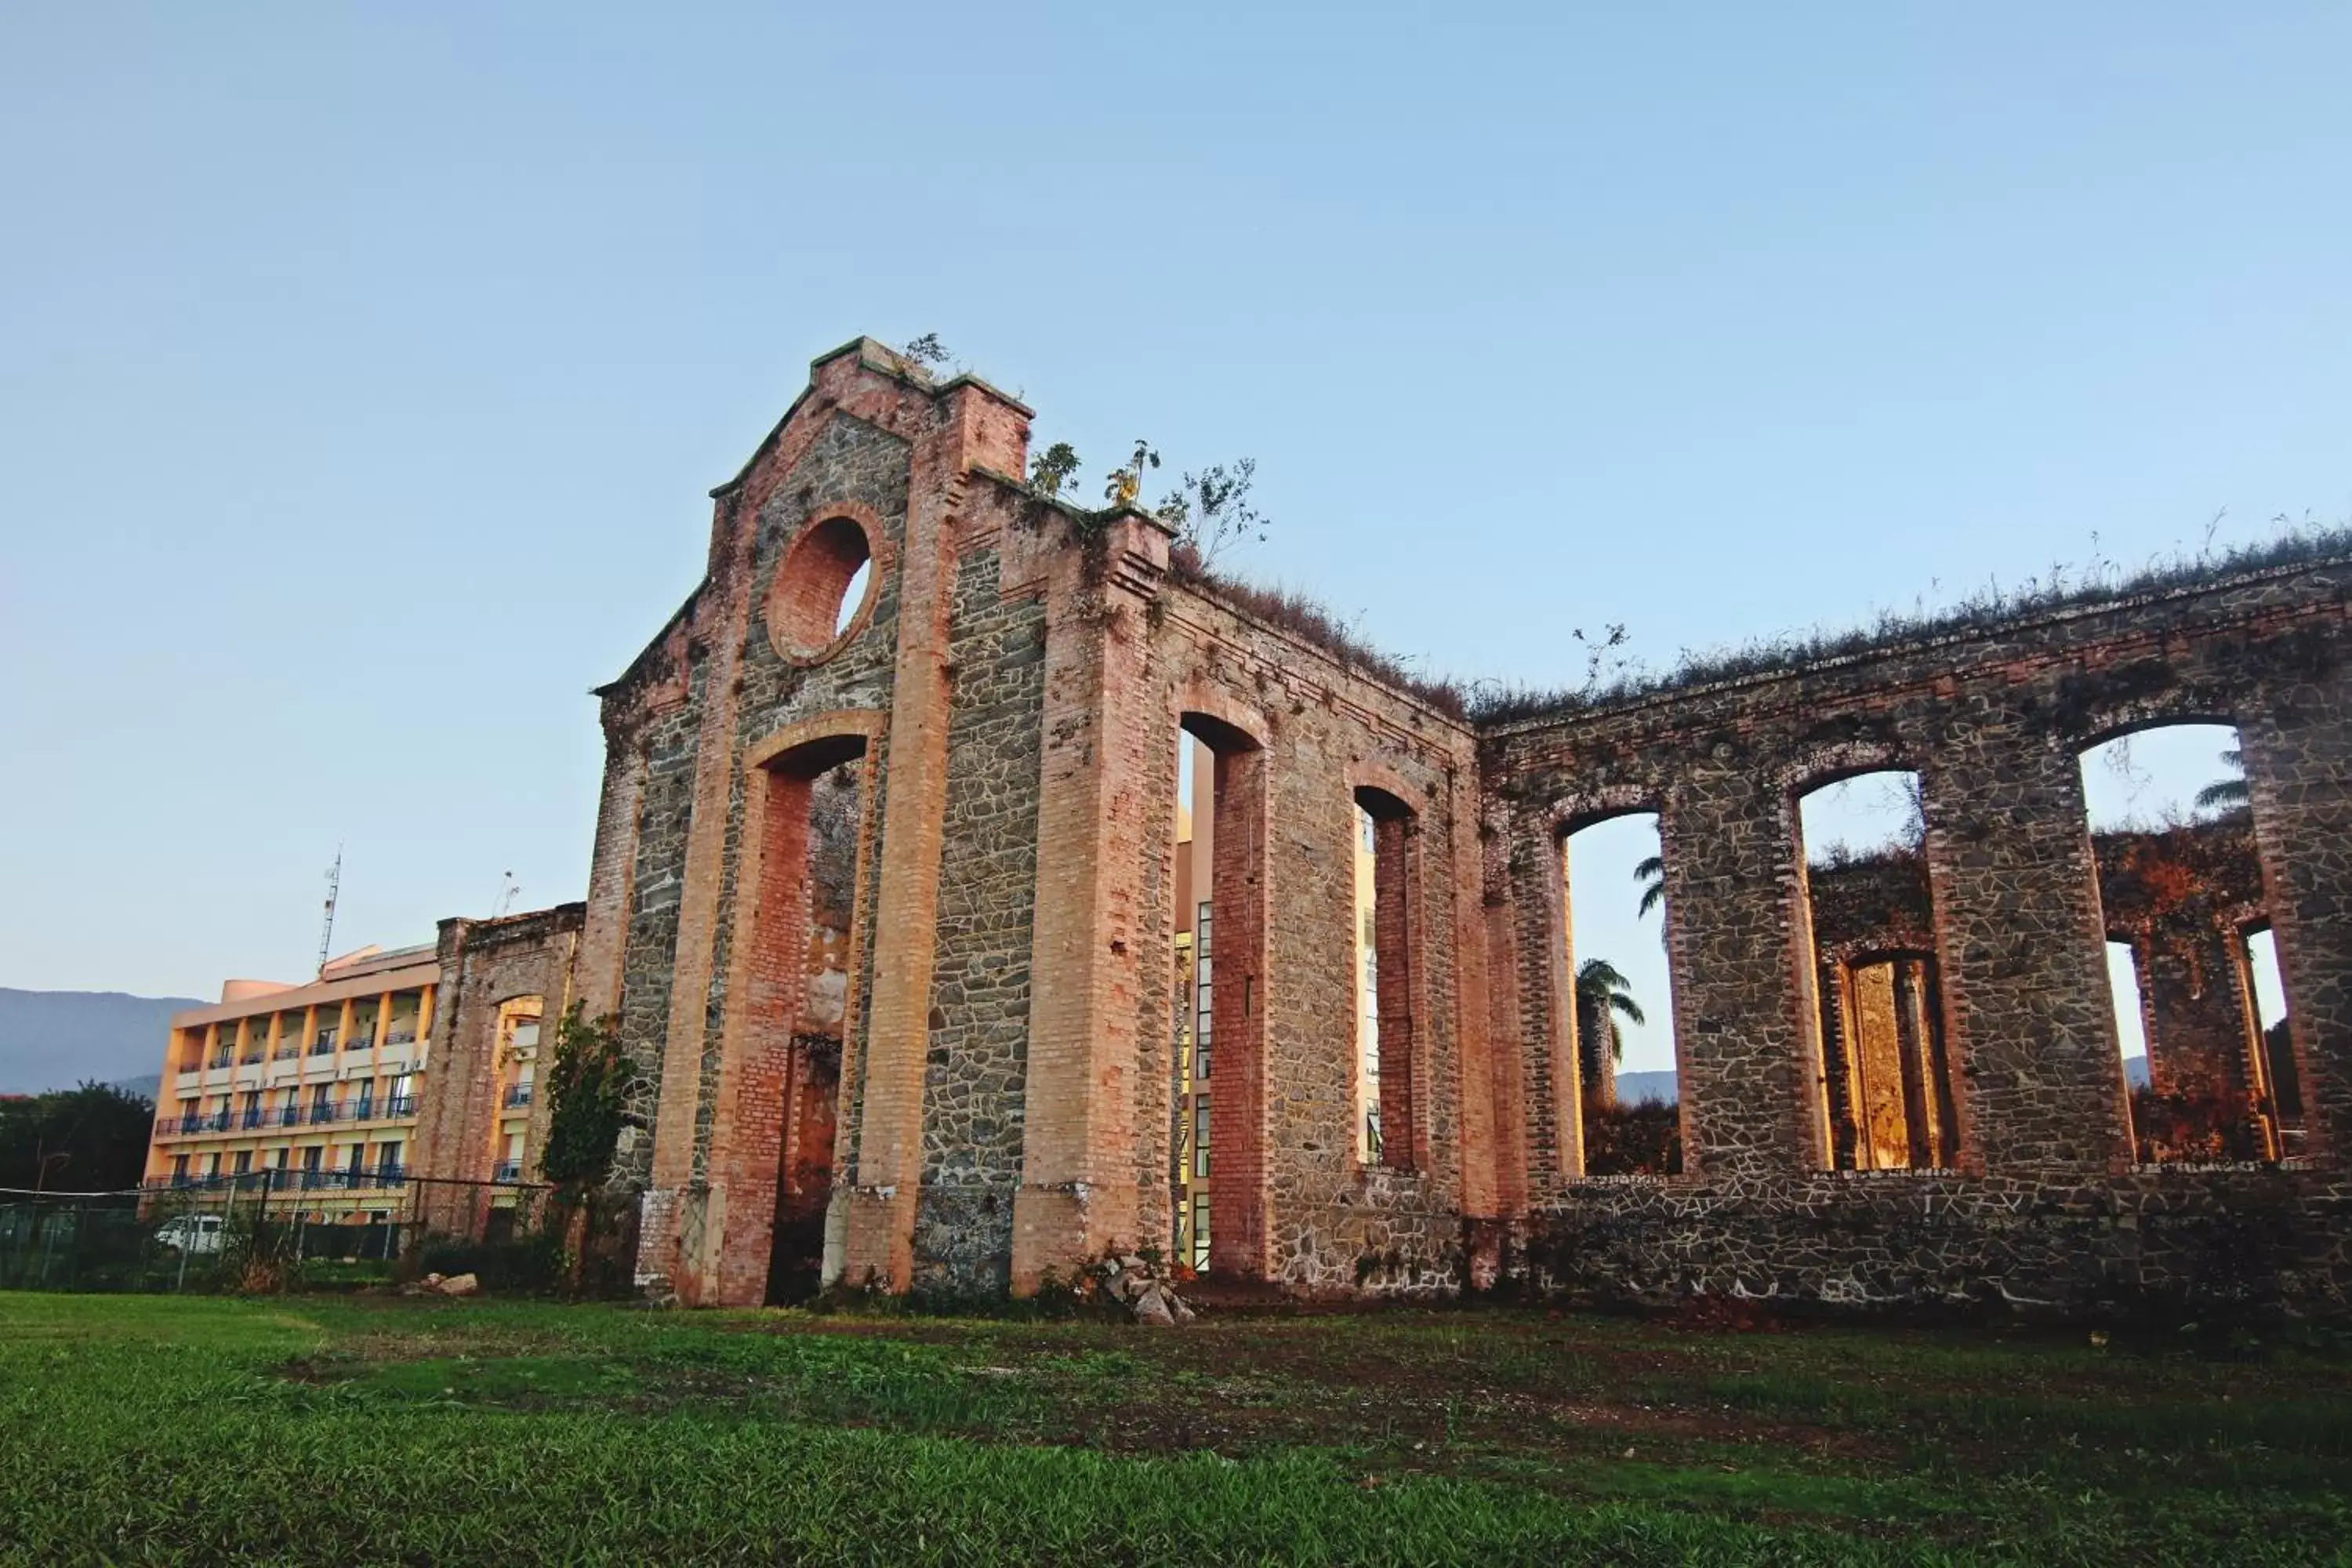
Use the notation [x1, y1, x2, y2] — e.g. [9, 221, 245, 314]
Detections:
[770, 515, 875, 663]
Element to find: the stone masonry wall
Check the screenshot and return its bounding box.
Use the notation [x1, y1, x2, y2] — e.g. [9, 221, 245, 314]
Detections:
[909, 545, 1047, 1296]
[410, 904, 585, 1234]
[1148, 579, 1486, 1291]
[583, 336, 2350, 1315]
[1492, 557, 2352, 1312]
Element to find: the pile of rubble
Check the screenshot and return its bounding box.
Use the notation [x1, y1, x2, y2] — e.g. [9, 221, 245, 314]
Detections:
[1094, 1253, 1195, 1326]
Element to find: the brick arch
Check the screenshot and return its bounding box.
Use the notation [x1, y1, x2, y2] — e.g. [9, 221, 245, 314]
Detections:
[743, 710, 888, 776]
[766, 503, 895, 669]
[1345, 757, 1425, 811]
[1539, 782, 1664, 843]
[1776, 739, 1919, 804]
[695, 710, 886, 1306]
[1174, 684, 1271, 755]
[2072, 706, 2245, 755]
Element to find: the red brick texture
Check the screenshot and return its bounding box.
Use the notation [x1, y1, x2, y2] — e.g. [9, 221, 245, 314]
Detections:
[586, 336, 2352, 1312]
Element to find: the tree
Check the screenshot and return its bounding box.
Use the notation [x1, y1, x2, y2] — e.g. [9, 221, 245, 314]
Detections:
[0, 1082, 154, 1192]
[1028, 441, 1082, 498]
[539, 1006, 636, 1196]
[2196, 747, 2250, 813]
[1634, 855, 1665, 920]
[1573, 959, 1645, 1065]
[898, 332, 950, 370]
[1155, 456, 1268, 573]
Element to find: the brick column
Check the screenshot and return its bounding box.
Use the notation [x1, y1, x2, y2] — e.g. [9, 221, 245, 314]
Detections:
[1505, 817, 1579, 1195]
[1449, 792, 1501, 1219]
[1481, 822, 1530, 1215]
[577, 735, 646, 1020]
[1922, 735, 2128, 1174]
[1204, 739, 1271, 1276]
[1662, 774, 1824, 1181]
[1011, 513, 1173, 1291]
[1372, 812, 1425, 1171]
[834, 483, 962, 1294]
[2242, 677, 2352, 1166]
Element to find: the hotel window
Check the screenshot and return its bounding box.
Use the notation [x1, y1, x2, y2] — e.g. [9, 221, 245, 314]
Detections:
[170, 1154, 190, 1184]
[233, 1150, 252, 1176]
[1193, 902, 1214, 1081]
[1192, 1094, 1210, 1180]
[1191, 1192, 1210, 1272]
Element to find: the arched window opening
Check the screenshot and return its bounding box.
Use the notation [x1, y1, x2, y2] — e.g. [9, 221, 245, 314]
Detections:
[1170, 712, 1265, 1276]
[2078, 724, 2285, 1162]
[1354, 786, 1419, 1171]
[1798, 771, 1959, 1171]
[1564, 812, 1682, 1176]
[734, 732, 868, 1305]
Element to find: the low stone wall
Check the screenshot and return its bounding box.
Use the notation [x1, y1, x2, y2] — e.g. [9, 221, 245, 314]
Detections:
[1522, 1170, 2352, 1316]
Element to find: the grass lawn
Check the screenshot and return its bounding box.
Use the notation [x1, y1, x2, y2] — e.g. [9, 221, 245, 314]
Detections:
[3, 1293, 2349, 1564]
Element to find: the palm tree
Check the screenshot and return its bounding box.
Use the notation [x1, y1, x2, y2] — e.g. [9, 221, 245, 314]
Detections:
[1574, 958, 1645, 1065]
[2196, 747, 2249, 813]
[1634, 855, 1664, 919]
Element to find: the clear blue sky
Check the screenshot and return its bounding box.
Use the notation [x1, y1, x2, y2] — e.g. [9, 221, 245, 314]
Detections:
[3, 4, 2346, 1011]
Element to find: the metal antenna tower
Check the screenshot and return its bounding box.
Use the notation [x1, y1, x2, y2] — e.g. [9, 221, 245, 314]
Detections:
[318, 848, 343, 976]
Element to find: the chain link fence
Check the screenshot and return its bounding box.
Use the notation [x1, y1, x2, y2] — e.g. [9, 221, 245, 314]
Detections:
[0, 1171, 589, 1294]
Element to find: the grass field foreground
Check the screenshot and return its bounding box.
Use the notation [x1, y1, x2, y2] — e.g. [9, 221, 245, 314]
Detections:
[3, 1293, 2350, 1564]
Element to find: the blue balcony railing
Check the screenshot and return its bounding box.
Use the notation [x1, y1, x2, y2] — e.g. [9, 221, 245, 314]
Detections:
[492, 1160, 524, 1182]
[503, 1084, 535, 1109]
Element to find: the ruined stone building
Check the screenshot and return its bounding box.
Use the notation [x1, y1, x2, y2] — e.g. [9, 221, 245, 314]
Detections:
[580, 337, 2352, 1312]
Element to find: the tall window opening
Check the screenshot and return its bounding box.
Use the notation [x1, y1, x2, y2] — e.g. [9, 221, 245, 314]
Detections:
[1171, 713, 1265, 1276]
[1564, 812, 1681, 1176]
[2078, 724, 2285, 1162]
[729, 734, 866, 1305]
[1798, 771, 1958, 1171]
[1354, 787, 1419, 1171]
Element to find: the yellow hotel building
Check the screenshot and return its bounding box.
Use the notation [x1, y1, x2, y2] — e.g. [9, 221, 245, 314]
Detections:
[145, 943, 440, 1218]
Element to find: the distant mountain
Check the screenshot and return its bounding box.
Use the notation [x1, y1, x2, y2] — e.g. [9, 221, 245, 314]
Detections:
[0, 989, 201, 1095]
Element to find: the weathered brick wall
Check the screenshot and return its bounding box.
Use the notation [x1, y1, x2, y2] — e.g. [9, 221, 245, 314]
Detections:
[1145, 579, 1487, 1291]
[1490, 558, 2352, 1311]
[910, 544, 1046, 1297]
[1525, 1169, 2352, 1317]
[580, 335, 2350, 1314]
[409, 904, 584, 1231]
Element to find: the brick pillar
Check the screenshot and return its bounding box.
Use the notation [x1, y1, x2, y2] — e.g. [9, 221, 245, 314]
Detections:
[701, 765, 817, 1305]
[1481, 818, 1530, 1214]
[1923, 737, 2128, 1174]
[2137, 923, 2270, 1157]
[1204, 739, 1271, 1276]
[1663, 776, 1824, 1181]
[1506, 818, 1579, 1195]
[1011, 513, 1173, 1291]
[834, 493, 961, 1295]
[1371, 812, 1423, 1171]
[1449, 794, 1501, 1219]
[2241, 678, 2352, 1167]
[641, 517, 757, 1289]
[577, 735, 646, 1020]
